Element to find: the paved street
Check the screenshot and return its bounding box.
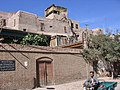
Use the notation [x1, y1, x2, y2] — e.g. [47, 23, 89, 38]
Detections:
[115, 84, 120, 90]
[33, 77, 120, 90]
[33, 80, 84, 90]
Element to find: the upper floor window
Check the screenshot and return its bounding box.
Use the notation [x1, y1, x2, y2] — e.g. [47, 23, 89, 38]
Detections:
[14, 19, 16, 27]
[0, 19, 6, 26]
[76, 24, 78, 29]
[46, 10, 60, 17]
[71, 23, 74, 28]
[53, 10, 60, 15]
[23, 29, 26, 32]
[41, 23, 44, 31]
[64, 26, 67, 33]
[3, 19, 6, 26]
[50, 26, 53, 28]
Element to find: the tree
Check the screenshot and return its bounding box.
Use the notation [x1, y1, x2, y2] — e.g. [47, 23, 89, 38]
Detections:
[20, 33, 49, 46]
[83, 34, 120, 75]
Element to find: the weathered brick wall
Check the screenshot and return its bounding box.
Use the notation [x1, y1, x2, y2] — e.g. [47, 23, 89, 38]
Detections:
[0, 12, 13, 19]
[0, 46, 36, 89]
[0, 10, 82, 39]
[0, 12, 14, 28]
[42, 19, 71, 35]
[7, 11, 72, 35]
[7, 13, 19, 30]
[19, 11, 38, 32]
[53, 54, 90, 84]
[0, 44, 92, 89]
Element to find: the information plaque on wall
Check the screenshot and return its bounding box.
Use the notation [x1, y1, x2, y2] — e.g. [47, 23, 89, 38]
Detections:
[0, 60, 15, 71]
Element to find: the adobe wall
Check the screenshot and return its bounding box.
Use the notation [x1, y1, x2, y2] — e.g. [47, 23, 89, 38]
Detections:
[0, 12, 14, 19]
[7, 13, 19, 30]
[53, 53, 91, 84]
[18, 11, 38, 32]
[7, 11, 72, 35]
[0, 44, 92, 90]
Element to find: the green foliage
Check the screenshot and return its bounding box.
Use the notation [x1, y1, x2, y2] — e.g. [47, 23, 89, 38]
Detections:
[114, 34, 120, 41]
[83, 34, 120, 62]
[20, 34, 49, 46]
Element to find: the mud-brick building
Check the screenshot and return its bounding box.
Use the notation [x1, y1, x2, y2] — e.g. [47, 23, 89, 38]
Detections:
[0, 4, 104, 47]
[0, 44, 92, 90]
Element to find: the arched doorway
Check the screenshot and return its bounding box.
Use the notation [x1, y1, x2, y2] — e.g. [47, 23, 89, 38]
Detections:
[36, 57, 53, 87]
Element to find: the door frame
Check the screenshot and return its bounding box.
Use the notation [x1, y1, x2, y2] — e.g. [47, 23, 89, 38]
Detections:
[36, 57, 53, 87]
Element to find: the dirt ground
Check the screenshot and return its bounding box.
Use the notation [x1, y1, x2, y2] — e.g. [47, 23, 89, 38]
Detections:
[33, 77, 120, 90]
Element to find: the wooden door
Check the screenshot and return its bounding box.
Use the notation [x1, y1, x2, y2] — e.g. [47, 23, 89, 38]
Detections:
[38, 61, 53, 86]
[39, 62, 47, 86]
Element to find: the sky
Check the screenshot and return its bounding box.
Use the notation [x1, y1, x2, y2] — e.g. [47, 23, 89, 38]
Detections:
[0, 0, 120, 33]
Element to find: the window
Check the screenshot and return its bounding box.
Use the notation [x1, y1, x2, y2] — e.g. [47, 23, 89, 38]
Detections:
[41, 23, 44, 31]
[53, 10, 58, 14]
[23, 29, 26, 32]
[57, 36, 61, 46]
[76, 24, 78, 29]
[53, 10, 60, 15]
[46, 10, 60, 17]
[58, 11, 60, 15]
[3, 19, 6, 26]
[71, 23, 74, 28]
[0, 19, 6, 26]
[14, 19, 16, 27]
[50, 26, 52, 28]
[64, 26, 67, 33]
